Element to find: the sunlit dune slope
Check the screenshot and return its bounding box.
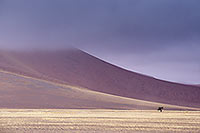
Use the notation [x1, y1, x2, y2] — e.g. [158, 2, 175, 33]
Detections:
[0, 48, 200, 108]
[0, 70, 198, 110]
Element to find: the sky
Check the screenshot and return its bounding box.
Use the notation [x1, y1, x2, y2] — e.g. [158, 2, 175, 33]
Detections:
[0, 0, 200, 84]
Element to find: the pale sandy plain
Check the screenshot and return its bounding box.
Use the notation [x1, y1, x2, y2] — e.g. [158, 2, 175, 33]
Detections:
[0, 109, 200, 133]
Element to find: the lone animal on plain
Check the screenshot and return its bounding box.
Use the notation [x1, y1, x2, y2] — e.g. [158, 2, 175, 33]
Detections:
[157, 107, 164, 112]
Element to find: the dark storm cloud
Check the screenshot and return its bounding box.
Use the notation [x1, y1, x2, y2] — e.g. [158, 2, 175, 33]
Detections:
[0, 0, 199, 83]
[0, 0, 5, 13]
[1, 0, 200, 51]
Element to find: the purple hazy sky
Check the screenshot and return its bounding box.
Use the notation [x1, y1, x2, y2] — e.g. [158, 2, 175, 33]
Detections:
[0, 0, 200, 84]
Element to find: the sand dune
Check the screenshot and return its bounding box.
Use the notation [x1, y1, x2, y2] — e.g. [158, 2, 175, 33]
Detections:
[0, 70, 198, 110]
[0, 48, 200, 109]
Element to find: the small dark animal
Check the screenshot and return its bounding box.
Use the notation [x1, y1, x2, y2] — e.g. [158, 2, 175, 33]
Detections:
[157, 107, 164, 112]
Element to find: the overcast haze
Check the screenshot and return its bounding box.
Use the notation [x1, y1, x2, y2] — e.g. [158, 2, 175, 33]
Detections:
[0, 0, 200, 84]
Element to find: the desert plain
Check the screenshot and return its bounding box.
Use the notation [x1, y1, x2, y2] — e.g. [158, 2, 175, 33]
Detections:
[0, 109, 200, 133]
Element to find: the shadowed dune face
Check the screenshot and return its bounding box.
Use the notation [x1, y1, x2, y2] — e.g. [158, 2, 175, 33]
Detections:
[0, 48, 200, 109]
[0, 71, 137, 109]
[1, 71, 192, 110]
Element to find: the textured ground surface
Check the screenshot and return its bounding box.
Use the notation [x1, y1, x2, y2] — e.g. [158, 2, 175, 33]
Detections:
[0, 109, 200, 133]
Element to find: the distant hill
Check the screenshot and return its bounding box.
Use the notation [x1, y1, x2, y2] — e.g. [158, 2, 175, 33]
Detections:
[0, 48, 200, 109]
